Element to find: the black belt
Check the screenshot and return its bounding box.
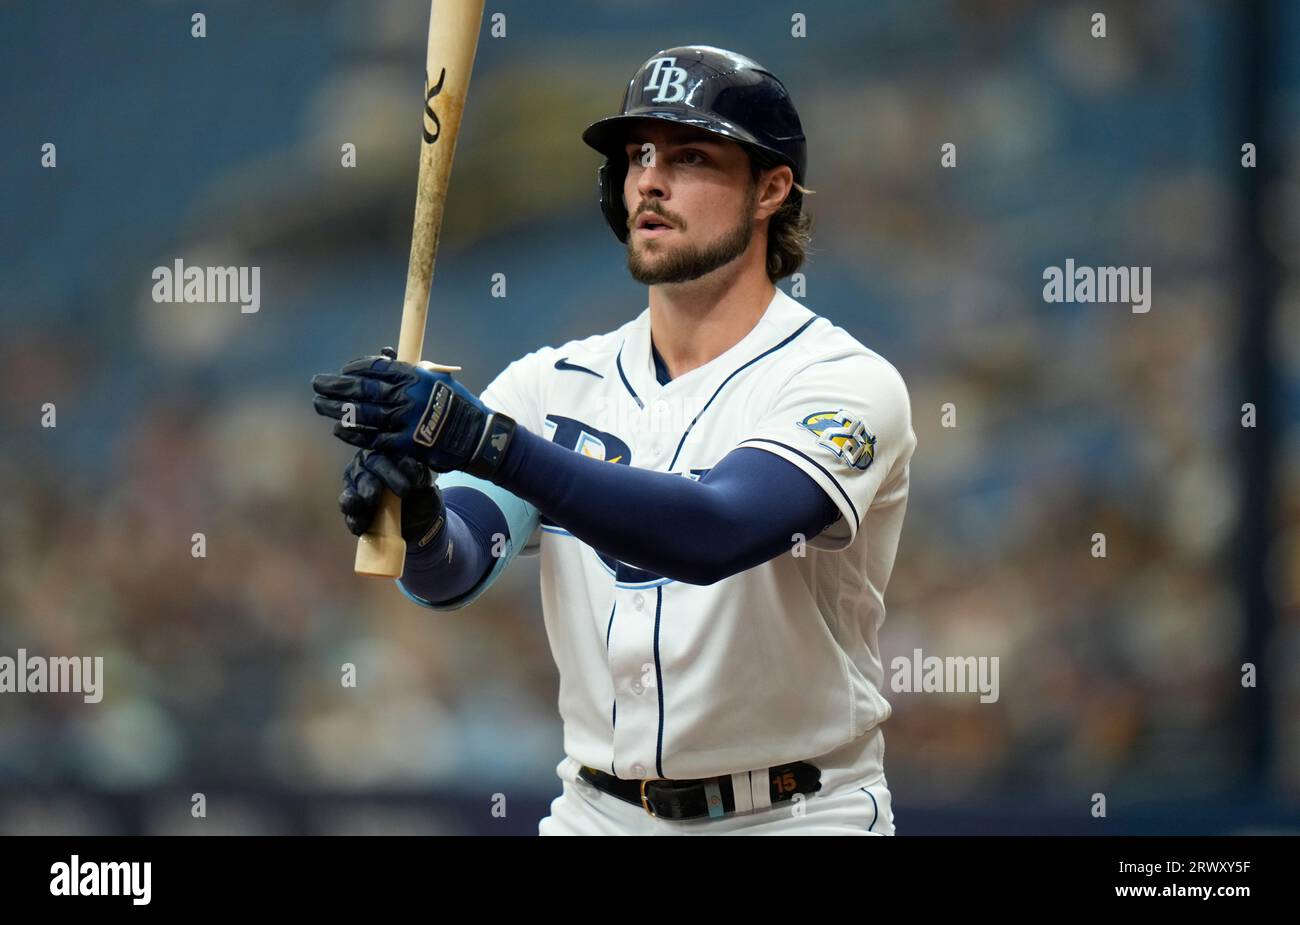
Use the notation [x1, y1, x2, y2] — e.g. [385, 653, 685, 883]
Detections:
[577, 761, 822, 821]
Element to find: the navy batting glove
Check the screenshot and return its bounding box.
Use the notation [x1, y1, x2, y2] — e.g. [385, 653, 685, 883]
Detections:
[312, 348, 516, 479]
[339, 450, 447, 549]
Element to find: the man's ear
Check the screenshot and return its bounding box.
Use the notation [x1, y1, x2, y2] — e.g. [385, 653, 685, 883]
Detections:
[754, 164, 794, 221]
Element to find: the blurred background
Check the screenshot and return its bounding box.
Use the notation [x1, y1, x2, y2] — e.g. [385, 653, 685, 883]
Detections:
[1, 0, 1297, 834]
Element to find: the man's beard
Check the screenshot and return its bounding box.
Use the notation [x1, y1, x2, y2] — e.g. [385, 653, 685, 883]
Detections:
[626, 196, 756, 285]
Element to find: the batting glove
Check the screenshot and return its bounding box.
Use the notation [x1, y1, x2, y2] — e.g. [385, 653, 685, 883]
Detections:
[312, 347, 516, 479]
[339, 449, 448, 550]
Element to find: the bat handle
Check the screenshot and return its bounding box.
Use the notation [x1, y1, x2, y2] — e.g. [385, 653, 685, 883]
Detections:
[355, 490, 406, 577]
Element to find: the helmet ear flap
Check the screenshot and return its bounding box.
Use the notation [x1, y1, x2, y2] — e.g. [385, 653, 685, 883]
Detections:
[598, 158, 630, 244]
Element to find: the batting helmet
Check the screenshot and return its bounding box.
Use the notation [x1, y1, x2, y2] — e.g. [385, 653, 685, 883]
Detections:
[582, 45, 807, 243]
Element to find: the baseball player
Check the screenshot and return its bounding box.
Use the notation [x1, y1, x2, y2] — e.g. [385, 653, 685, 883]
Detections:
[312, 46, 916, 835]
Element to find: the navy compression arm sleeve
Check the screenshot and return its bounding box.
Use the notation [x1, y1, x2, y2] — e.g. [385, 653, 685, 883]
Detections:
[488, 427, 840, 585]
[399, 486, 508, 606]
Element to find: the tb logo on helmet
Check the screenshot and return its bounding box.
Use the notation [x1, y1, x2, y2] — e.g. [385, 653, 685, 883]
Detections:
[644, 57, 690, 103]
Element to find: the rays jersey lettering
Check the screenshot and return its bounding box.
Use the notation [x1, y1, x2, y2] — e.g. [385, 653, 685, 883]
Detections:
[542, 414, 711, 584]
[545, 414, 632, 467]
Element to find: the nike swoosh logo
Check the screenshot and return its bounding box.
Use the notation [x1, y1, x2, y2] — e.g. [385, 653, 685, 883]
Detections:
[554, 357, 603, 378]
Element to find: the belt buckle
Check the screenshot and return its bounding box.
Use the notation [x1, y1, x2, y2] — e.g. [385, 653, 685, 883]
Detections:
[639, 779, 658, 818]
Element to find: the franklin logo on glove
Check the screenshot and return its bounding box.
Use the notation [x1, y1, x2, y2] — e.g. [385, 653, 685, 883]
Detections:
[414, 384, 451, 447]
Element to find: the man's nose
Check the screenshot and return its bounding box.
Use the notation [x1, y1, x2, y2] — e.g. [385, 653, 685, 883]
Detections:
[635, 153, 669, 199]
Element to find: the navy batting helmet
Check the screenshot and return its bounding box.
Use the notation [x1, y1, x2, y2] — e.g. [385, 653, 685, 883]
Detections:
[582, 46, 807, 243]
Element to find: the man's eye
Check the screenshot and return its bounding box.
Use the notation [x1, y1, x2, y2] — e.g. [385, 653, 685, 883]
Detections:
[679, 151, 705, 165]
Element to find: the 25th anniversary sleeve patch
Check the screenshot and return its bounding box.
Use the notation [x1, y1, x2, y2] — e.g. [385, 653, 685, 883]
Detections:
[796, 409, 877, 470]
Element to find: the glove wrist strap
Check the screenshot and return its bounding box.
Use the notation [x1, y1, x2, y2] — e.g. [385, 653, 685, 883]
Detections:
[406, 501, 447, 552]
[464, 411, 517, 480]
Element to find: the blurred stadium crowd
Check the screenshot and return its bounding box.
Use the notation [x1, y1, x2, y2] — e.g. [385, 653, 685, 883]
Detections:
[0, 0, 1297, 833]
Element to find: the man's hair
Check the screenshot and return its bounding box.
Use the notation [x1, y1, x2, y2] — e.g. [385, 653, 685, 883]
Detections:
[748, 149, 814, 283]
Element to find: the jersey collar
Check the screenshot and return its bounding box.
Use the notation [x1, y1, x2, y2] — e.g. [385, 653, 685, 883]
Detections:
[617, 287, 815, 406]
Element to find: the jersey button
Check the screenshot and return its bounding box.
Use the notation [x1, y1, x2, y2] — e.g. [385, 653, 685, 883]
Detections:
[632, 593, 645, 610]
[630, 680, 644, 696]
[631, 763, 647, 779]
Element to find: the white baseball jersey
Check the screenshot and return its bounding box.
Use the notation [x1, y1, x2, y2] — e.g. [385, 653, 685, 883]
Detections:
[478, 286, 916, 790]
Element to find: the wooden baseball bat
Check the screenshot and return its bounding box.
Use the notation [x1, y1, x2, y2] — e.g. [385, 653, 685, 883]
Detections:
[355, 0, 486, 577]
